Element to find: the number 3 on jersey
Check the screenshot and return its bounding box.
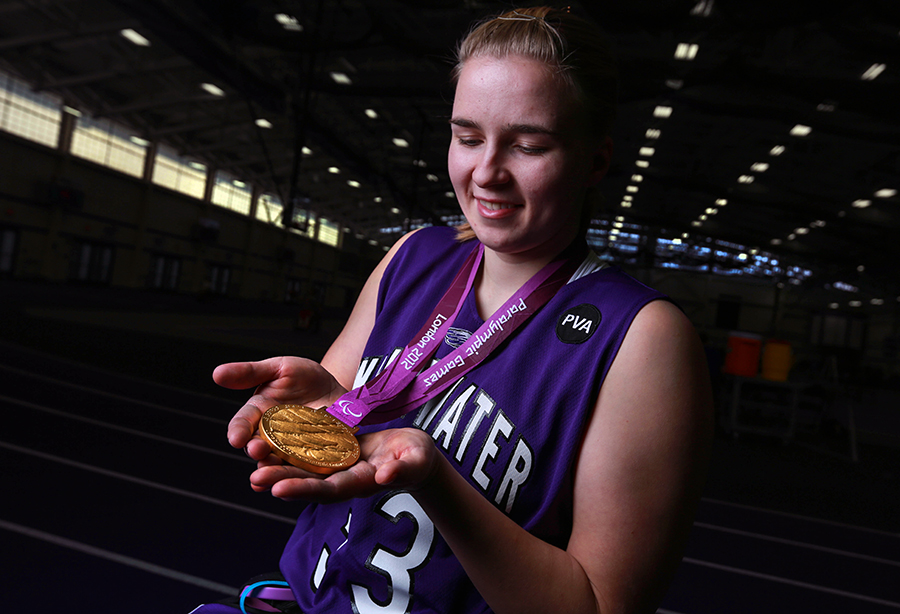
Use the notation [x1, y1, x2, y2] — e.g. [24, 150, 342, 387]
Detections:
[312, 492, 436, 613]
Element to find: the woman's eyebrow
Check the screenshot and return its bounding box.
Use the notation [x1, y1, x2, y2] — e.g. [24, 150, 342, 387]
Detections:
[449, 117, 557, 136]
[449, 117, 478, 129]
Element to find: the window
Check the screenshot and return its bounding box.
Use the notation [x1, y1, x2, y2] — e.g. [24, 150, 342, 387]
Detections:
[0, 228, 17, 275]
[0, 70, 63, 148]
[152, 144, 207, 199]
[208, 264, 231, 295]
[318, 217, 340, 247]
[72, 241, 114, 283]
[149, 254, 181, 291]
[211, 171, 252, 215]
[71, 116, 147, 177]
[286, 207, 317, 240]
[257, 193, 284, 225]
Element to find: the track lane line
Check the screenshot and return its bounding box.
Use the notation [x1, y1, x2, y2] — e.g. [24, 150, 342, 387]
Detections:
[683, 557, 900, 608]
[0, 518, 238, 595]
[1, 394, 247, 462]
[0, 440, 296, 525]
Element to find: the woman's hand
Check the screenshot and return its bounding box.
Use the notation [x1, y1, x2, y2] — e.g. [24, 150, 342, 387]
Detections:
[247, 427, 440, 501]
[213, 356, 347, 461]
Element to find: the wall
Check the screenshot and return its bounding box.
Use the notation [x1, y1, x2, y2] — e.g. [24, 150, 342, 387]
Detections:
[0, 130, 382, 310]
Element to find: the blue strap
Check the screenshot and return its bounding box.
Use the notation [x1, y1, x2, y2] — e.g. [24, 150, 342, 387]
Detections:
[239, 580, 291, 614]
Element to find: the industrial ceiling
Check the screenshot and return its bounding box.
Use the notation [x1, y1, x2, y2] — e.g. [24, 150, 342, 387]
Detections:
[1, 0, 898, 304]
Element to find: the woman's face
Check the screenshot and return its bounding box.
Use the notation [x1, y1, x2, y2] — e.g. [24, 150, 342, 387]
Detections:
[448, 54, 610, 263]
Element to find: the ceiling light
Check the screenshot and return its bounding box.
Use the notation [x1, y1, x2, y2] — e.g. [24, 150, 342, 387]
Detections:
[639, 147, 655, 157]
[120, 28, 150, 46]
[626, 185, 639, 193]
[368, 239, 378, 246]
[330, 71, 352, 85]
[857, 265, 865, 272]
[200, 83, 226, 97]
[374, 196, 383, 203]
[645, 129, 661, 139]
[653, 106, 673, 118]
[636, 160, 650, 168]
[233, 180, 246, 188]
[426, 174, 439, 182]
[613, 222, 624, 229]
[631, 174, 643, 182]
[795, 227, 809, 235]
[770, 238, 782, 245]
[620, 201, 632, 208]
[610, 228, 620, 235]
[751, 162, 769, 172]
[817, 103, 835, 112]
[828, 303, 839, 309]
[672, 238, 683, 245]
[129, 136, 149, 147]
[328, 166, 340, 174]
[871, 298, 884, 306]
[623, 195, 633, 201]
[390, 207, 401, 214]
[413, 159, 427, 167]
[347, 180, 361, 188]
[615, 216, 625, 221]
[787, 233, 796, 240]
[852, 199, 871, 208]
[861, 63, 886, 80]
[365, 109, 378, 119]
[699, 214, 707, 221]
[691, 220, 702, 227]
[188, 162, 206, 171]
[790, 124, 812, 137]
[682, 233, 689, 239]
[674, 43, 699, 60]
[665, 79, 684, 90]
[445, 192, 455, 198]
[691, 0, 714, 16]
[255, 118, 273, 129]
[716, 198, 728, 206]
[63, 105, 82, 116]
[769, 145, 785, 156]
[392, 137, 409, 148]
[705, 208, 716, 214]
[875, 188, 897, 198]
[302, 146, 312, 155]
[738, 175, 754, 183]
[274, 13, 303, 32]
[811, 220, 826, 228]
[849, 300, 862, 307]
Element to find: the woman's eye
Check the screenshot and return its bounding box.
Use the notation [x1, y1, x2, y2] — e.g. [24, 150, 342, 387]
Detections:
[517, 145, 547, 155]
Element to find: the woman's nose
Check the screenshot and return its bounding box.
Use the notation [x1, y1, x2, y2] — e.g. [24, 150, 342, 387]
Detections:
[472, 146, 510, 187]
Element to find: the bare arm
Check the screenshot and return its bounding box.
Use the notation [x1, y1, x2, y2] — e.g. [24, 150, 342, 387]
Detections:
[410, 300, 713, 614]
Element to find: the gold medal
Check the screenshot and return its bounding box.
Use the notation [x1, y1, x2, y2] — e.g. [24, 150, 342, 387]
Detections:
[259, 404, 360, 475]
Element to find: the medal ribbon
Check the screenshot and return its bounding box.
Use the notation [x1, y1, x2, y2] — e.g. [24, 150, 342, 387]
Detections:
[326, 241, 585, 428]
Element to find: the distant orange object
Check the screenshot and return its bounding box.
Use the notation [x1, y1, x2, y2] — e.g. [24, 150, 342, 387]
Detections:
[761, 339, 792, 381]
[723, 332, 762, 377]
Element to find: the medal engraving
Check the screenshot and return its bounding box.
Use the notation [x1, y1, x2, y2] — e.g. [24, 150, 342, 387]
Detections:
[260, 404, 360, 474]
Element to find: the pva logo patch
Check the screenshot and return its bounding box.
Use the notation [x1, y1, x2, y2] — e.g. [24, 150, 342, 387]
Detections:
[556, 303, 601, 344]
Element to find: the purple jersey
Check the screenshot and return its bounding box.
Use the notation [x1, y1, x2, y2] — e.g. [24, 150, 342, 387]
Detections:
[276, 227, 666, 613]
[192, 226, 666, 613]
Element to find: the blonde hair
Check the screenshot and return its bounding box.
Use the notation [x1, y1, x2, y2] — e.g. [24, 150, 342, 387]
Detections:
[451, 7, 617, 242]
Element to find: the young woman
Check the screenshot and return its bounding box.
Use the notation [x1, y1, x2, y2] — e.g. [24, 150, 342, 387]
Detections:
[202, 7, 713, 614]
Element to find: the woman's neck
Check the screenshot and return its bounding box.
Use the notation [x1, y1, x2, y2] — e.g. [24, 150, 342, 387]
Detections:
[473, 244, 575, 320]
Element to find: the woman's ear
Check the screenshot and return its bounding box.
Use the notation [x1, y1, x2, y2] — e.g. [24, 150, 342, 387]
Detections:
[587, 136, 613, 187]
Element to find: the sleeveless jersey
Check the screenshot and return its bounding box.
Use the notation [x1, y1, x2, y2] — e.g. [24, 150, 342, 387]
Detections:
[268, 226, 667, 613]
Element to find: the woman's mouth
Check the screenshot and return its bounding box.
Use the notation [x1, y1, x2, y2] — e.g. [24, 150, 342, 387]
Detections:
[478, 199, 520, 211]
